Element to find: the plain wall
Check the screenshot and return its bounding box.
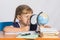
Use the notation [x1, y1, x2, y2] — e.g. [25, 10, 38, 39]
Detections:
[0, 0, 60, 30]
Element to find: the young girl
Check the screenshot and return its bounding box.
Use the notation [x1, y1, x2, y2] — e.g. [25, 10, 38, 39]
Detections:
[4, 5, 35, 32]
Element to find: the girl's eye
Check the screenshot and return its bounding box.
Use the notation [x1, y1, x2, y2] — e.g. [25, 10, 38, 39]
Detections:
[24, 15, 28, 17]
[22, 15, 27, 17]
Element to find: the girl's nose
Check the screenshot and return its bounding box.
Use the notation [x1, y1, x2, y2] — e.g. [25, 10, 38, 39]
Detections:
[28, 18, 30, 21]
[27, 17, 31, 22]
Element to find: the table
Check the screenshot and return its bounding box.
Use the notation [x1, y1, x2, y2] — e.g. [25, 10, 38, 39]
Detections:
[0, 31, 60, 38]
[0, 31, 17, 38]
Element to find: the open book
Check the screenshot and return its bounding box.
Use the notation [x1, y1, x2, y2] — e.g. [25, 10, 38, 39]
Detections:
[16, 31, 38, 39]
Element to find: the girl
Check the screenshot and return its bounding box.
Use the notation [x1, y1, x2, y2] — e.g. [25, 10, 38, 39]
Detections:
[4, 5, 37, 32]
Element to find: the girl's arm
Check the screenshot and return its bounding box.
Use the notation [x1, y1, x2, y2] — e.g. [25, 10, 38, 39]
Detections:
[3, 26, 21, 32]
[3, 26, 29, 32]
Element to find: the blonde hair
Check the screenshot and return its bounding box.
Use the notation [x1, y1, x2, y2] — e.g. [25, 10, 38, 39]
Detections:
[14, 5, 33, 22]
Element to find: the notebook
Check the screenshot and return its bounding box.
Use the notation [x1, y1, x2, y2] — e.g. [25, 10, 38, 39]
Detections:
[16, 33, 38, 39]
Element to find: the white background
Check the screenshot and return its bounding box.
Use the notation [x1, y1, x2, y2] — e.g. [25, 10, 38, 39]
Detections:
[0, 0, 60, 30]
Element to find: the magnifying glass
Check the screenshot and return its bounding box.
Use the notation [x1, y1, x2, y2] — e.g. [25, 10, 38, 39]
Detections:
[30, 14, 37, 31]
[30, 14, 37, 24]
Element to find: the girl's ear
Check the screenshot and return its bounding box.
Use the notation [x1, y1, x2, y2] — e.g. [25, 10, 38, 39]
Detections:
[17, 15, 21, 20]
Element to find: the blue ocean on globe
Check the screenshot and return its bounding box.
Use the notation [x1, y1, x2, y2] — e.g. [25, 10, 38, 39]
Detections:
[37, 13, 49, 25]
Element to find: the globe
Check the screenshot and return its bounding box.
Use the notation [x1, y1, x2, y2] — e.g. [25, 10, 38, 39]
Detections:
[37, 12, 49, 25]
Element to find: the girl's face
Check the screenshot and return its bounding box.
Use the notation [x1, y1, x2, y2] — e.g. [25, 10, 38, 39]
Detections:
[17, 12, 32, 26]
